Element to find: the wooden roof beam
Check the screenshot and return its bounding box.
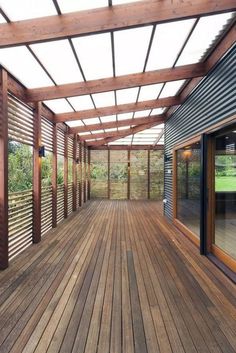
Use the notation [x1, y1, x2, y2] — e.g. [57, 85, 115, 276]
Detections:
[68, 115, 164, 134]
[26, 63, 206, 102]
[55, 97, 179, 123]
[90, 144, 164, 150]
[0, 1, 235, 48]
[87, 120, 161, 147]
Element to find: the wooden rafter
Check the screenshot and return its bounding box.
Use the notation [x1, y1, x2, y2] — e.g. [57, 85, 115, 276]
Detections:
[26, 63, 206, 102]
[87, 120, 162, 147]
[91, 145, 164, 150]
[68, 115, 164, 134]
[153, 128, 164, 146]
[55, 97, 179, 122]
[0, 1, 235, 48]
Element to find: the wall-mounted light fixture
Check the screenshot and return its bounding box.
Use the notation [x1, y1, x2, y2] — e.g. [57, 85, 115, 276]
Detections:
[76, 158, 80, 164]
[164, 154, 171, 162]
[39, 146, 45, 158]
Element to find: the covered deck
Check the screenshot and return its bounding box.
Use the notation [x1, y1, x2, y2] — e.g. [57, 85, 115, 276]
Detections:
[0, 201, 236, 353]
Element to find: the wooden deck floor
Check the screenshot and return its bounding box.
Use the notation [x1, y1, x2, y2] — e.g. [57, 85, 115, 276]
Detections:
[0, 200, 236, 353]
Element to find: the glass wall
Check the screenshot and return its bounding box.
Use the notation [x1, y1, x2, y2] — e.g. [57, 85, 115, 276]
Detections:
[214, 129, 236, 259]
[176, 142, 201, 237]
[110, 150, 128, 199]
[130, 150, 148, 199]
[90, 150, 108, 198]
[150, 150, 164, 200]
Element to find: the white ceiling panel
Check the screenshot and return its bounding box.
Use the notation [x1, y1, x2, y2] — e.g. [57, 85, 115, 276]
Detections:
[72, 33, 113, 80]
[66, 120, 84, 127]
[57, 0, 108, 13]
[116, 87, 139, 104]
[159, 80, 185, 98]
[44, 99, 74, 113]
[92, 91, 115, 107]
[138, 83, 164, 101]
[114, 26, 153, 76]
[146, 19, 196, 71]
[0, 46, 53, 88]
[68, 95, 94, 110]
[134, 110, 151, 118]
[30, 40, 84, 85]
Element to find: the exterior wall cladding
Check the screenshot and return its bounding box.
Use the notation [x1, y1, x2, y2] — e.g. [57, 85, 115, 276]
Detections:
[164, 44, 236, 219]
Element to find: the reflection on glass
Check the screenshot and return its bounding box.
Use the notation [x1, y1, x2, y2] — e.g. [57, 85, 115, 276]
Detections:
[90, 150, 108, 199]
[176, 142, 201, 237]
[130, 150, 148, 199]
[214, 130, 236, 259]
[110, 151, 128, 199]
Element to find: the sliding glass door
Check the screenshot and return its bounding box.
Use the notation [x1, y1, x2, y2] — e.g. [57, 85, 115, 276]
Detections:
[211, 126, 236, 269]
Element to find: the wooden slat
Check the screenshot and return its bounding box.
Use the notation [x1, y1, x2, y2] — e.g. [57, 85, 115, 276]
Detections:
[0, 69, 8, 269]
[0, 1, 235, 47]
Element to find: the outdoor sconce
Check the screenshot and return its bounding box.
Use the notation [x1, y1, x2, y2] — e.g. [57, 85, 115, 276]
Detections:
[39, 146, 45, 158]
[76, 158, 80, 164]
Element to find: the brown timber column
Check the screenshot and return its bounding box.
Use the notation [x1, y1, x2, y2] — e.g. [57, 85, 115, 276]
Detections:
[79, 140, 82, 207]
[72, 134, 77, 211]
[88, 148, 91, 200]
[33, 102, 42, 244]
[108, 149, 110, 199]
[148, 150, 150, 199]
[0, 69, 8, 269]
[64, 130, 68, 218]
[83, 142, 87, 202]
[52, 123, 57, 228]
[127, 150, 131, 200]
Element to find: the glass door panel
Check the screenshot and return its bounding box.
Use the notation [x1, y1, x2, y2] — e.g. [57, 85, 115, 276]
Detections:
[110, 151, 128, 199]
[214, 129, 236, 260]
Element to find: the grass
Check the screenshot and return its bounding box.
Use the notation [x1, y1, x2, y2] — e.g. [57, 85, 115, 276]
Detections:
[215, 176, 236, 192]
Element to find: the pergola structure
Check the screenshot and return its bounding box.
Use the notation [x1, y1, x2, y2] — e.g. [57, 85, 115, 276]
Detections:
[0, 2, 236, 352]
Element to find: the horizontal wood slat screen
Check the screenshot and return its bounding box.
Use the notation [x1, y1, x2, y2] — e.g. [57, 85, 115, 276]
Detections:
[8, 189, 33, 260]
[41, 117, 53, 152]
[57, 184, 64, 223]
[8, 94, 34, 146]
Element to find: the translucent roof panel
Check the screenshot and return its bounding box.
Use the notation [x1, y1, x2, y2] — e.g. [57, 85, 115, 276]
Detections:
[0, 0, 57, 21]
[30, 40, 84, 85]
[134, 110, 151, 118]
[83, 118, 101, 125]
[79, 132, 91, 136]
[0, 14, 7, 23]
[146, 19, 196, 71]
[44, 99, 74, 113]
[150, 108, 165, 115]
[91, 130, 104, 134]
[92, 92, 115, 107]
[68, 95, 94, 110]
[57, 0, 108, 13]
[116, 88, 139, 104]
[100, 115, 117, 123]
[72, 33, 113, 80]
[138, 84, 164, 101]
[118, 126, 130, 131]
[176, 13, 234, 66]
[113, 0, 142, 4]
[114, 26, 153, 76]
[0, 46, 53, 88]
[105, 128, 117, 132]
[117, 112, 134, 120]
[159, 80, 185, 98]
[66, 120, 84, 127]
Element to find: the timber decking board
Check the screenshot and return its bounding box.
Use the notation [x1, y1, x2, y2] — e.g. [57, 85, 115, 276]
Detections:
[0, 201, 235, 353]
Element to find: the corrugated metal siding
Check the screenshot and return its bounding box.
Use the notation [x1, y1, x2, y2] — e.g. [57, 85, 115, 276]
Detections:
[164, 44, 236, 219]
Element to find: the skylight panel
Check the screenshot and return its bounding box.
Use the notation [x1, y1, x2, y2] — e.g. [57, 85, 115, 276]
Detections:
[105, 128, 117, 132]
[92, 130, 104, 134]
[44, 99, 73, 113]
[113, 0, 142, 4]
[79, 132, 91, 136]
[57, 0, 108, 13]
[116, 88, 139, 104]
[159, 80, 185, 98]
[118, 126, 130, 131]
[84, 118, 101, 125]
[68, 95, 94, 110]
[117, 113, 133, 120]
[66, 120, 84, 127]
[176, 13, 234, 66]
[146, 19, 196, 71]
[0, 14, 6, 23]
[0, 0, 57, 21]
[100, 115, 117, 123]
[72, 33, 113, 80]
[114, 26, 153, 76]
[30, 40, 83, 85]
[92, 92, 115, 107]
[150, 108, 165, 115]
[0, 46, 53, 88]
[134, 110, 151, 118]
[138, 83, 164, 101]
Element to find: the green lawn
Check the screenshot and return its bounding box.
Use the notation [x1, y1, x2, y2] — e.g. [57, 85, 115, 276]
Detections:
[215, 176, 236, 192]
